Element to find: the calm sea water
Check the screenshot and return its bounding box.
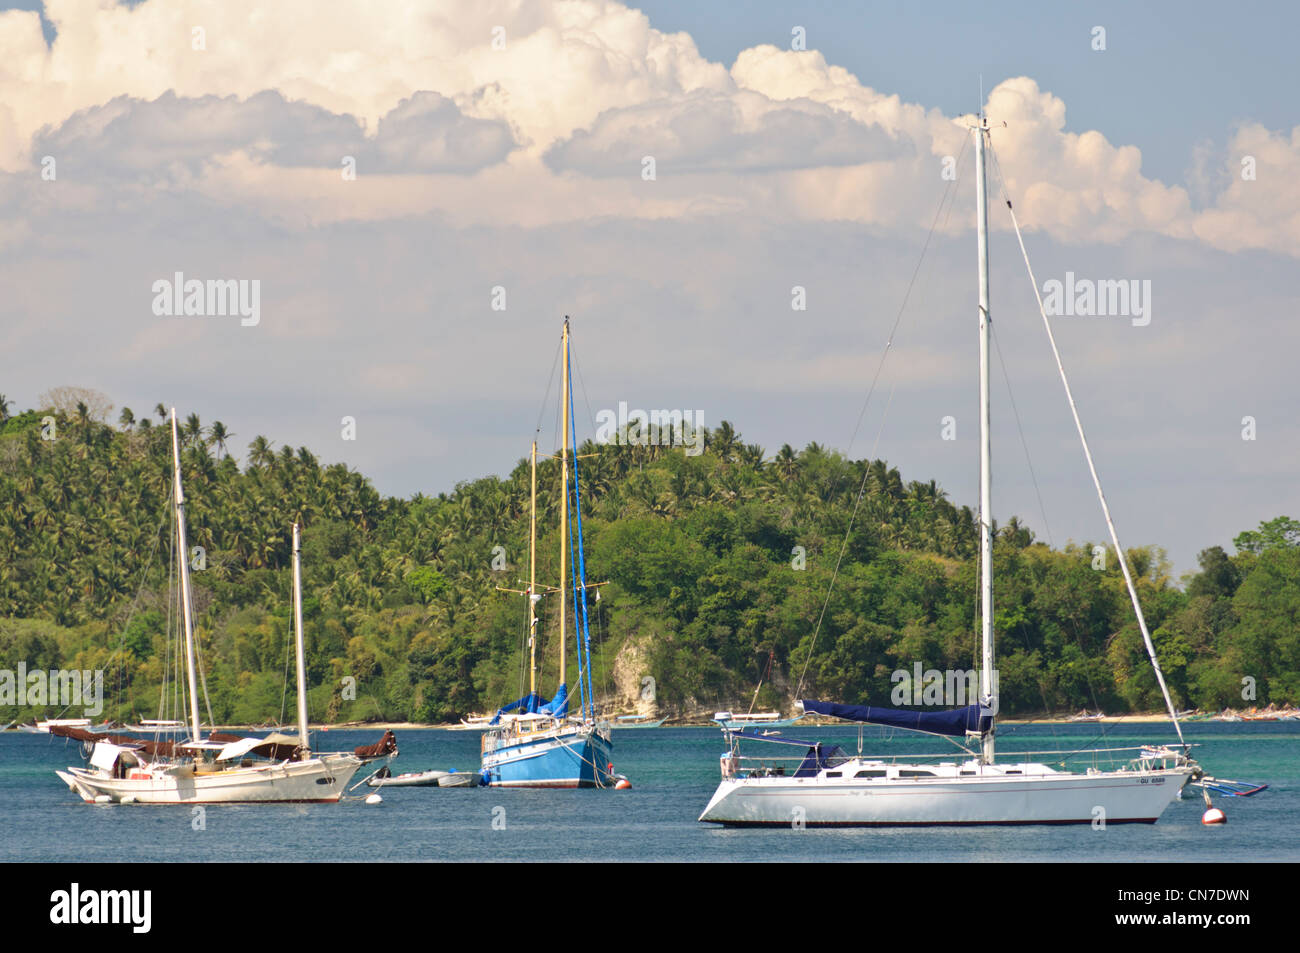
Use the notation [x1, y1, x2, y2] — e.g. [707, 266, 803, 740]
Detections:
[2, 723, 1296, 862]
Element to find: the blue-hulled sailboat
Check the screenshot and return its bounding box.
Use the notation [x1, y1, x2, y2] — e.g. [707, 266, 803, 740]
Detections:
[480, 318, 615, 788]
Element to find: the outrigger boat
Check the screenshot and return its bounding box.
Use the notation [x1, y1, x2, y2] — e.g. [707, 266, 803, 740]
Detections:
[122, 719, 188, 734]
[1068, 709, 1106, 723]
[479, 319, 616, 788]
[23, 718, 92, 734]
[611, 715, 666, 729]
[712, 711, 807, 730]
[447, 715, 496, 731]
[700, 115, 1209, 827]
[53, 413, 396, 804]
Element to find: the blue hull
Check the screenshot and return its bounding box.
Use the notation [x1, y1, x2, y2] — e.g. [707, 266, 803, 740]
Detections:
[481, 725, 614, 788]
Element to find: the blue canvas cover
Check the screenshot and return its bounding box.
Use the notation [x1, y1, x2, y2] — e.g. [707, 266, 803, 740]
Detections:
[794, 742, 847, 777]
[725, 731, 846, 777]
[538, 683, 569, 718]
[800, 700, 992, 736]
[489, 683, 571, 724]
[490, 691, 544, 724]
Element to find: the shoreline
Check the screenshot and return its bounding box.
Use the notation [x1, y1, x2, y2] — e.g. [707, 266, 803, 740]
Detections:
[241, 709, 1294, 731]
[12, 708, 1292, 734]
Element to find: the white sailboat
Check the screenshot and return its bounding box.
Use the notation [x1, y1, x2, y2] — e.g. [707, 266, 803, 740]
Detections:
[21, 718, 93, 734]
[54, 411, 396, 803]
[121, 719, 188, 733]
[712, 711, 807, 730]
[700, 116, 1198, 826]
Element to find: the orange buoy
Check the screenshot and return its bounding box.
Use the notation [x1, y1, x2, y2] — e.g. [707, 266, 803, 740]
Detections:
[614, 778, 632, 790]
[1201, 807, 1226, 824]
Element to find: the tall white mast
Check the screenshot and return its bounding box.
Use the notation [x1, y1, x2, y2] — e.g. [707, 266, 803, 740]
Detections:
[292, 522, 310, 755]
[975, 117, 996, 764]
[170, 409, 204, 744]
[558, 318, 570, 692]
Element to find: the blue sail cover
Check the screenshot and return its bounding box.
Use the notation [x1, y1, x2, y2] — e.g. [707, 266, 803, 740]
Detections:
[728, 732, 847, 777]
[538, 683, 569, 718]
[801, 700, 992, 736]
[490, 691, 542, 724]
[490, 684, 571, 723]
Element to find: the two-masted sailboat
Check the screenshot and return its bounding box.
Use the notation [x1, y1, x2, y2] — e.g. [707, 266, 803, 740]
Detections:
[54, 410, 396, 803]
[699, 116, 1198, 826]
[479, 319, 616, 788]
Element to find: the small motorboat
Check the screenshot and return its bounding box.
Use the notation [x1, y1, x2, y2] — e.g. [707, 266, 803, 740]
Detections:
[366, 766, 448, 787]
[437, 770, 480, 787]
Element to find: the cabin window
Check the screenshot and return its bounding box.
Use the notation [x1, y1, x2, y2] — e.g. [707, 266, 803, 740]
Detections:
[854, 769, 886, 778]
[896, 769, 936, 778]
[825, 771, 842, 778]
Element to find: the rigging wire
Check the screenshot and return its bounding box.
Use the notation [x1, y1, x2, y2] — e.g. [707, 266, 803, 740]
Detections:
[794, 382, 895, 700]
[838, 134, 970, 465]
[985, 320, 1068, 746]
[533, 336, 563, 439]
[568, 342, 602, 441]
[792, 140, 969, 701]
[989, 323, 1053, 547]
[986, 139, 1186, 749]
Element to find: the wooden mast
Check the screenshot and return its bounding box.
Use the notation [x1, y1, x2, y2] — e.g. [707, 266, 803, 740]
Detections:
[528, 440, 538, 699]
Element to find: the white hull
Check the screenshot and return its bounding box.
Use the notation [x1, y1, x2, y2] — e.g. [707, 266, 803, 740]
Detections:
[437, 773, 478, 787]
[57, 753, 365, 804]
[699, 759, 1194, 826]
[366, 769, 471, 787]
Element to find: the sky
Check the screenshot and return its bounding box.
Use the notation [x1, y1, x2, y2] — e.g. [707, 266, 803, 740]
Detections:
[1, 0, 1296, 578]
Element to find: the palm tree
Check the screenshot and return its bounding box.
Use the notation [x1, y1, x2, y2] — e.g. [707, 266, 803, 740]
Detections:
[209, 421, 232, 461]
[712, 421, 739, 462]
[738, 442, 765, 470]
[247, 436, 274, 469]
[118, 407, 135, 430]
[183, 413, 203, 447]
[773, 444, 798, 481]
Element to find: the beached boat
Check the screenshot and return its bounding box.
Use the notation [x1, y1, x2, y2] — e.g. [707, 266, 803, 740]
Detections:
[22, 718, 92, 734]
[712, 711, 807, 730]
[121, 719, 188, 734]
[447, 715, 496, 731]
[480, 319, 615, 788]
[700, 116, 1198, 827]
[53, 419, 397, 804]
[611, 715, 666, 729]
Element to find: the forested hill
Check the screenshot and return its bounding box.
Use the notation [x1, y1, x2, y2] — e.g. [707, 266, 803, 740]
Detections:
[1, 392, 1296, 725]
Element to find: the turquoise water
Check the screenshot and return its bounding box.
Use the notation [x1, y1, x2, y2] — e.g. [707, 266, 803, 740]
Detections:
[2, 723, 1296, 862]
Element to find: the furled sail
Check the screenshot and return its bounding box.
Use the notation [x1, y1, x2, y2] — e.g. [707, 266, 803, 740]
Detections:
[490, 684, 569, 724]
[800, 700, 992, 737]
[539, 683, 569, 718]
[49, 724, 243, 757]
